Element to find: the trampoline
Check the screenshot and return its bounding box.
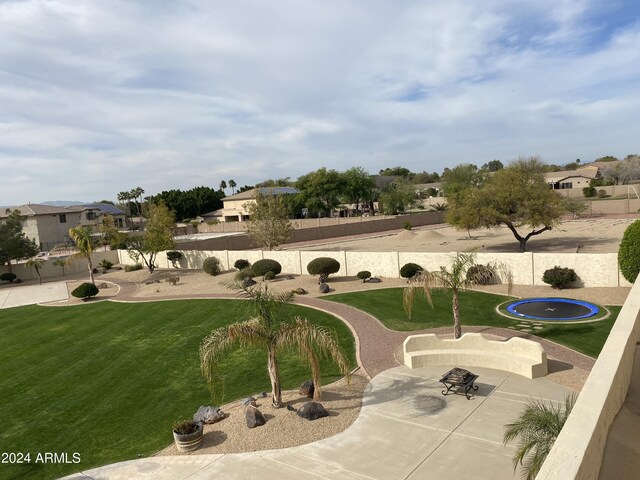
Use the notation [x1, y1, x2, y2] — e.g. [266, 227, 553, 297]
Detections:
[505, 298, 600, 321]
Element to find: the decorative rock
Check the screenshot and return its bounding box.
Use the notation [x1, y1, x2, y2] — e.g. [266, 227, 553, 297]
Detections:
[286, 275, 295, 280]
[193, 406, 225, 424]
[242, 278, 257, 287]
[299, 380, 315, 398]
[98, 283, 109, 289]
[297, 402, 329, 421]
[242, 396, 257, 407]
[286, 404, 296, 411]
[259, 391, 268, 398]
[534, 326, 544, 330]
[245, 405, 266, 428]
[294, 288, 308, 295]
[368, 277, 382, 283]
[319, 283, 330, 294]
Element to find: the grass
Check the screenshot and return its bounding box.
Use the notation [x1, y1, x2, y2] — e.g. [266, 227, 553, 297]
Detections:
[325, 288, 620, 358]
[0, 300, 356, 480]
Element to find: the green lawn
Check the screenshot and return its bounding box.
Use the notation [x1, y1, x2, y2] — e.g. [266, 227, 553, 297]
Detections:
[325, 288, 620, 358]
[0, 300, 356, 480]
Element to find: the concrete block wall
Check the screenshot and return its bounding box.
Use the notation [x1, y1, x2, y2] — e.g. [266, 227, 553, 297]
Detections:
[533, 253, 620, 288]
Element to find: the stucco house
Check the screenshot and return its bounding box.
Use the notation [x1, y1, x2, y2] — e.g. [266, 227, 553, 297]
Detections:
[544, 167, 598, 190]
[0, 203, 126, 251]
[201, 187, 299, 222]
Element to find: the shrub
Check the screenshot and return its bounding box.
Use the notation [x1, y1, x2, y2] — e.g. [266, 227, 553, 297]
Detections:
[173, 420, 200, 435]
[542, 266, 577, 289]
[234, 259, 251, 270]
[124, 263, 143, 272]
[166, 251, 182, 267]
[357, 271, 371, 282]
[235, 268, 255, 281]
[307, 257, 340, 283]
[400, 263, 422, 279]
[71, 282, 99, 300]
[202, 257, 222, 276]
[403, 221, 412, 230]
[252, 259, 282, 277]
[619, 220, 640, 283]
[466, 264, 496, 285]
[0, 272, 17, 282]
[264, 271, 276, 280]
[99, 259, 113, 270]
[205, 219, 219, 226]
[582, 186, 596, 198]
[597, 189, 607, 198]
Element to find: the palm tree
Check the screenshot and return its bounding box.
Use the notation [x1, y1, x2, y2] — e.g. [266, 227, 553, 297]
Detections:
[219, 180, 227, 193]
[503, 394, 577, 480]
[52, 258, 66, 276]
[200, 285, 350, 407]
[403, 252, 511, 338]
[26, 257, 45, 284]
[117, 191, 133, 225]
[130, 187, 145, 229]
[229, 179, 237, 194]
[67, 226, 96, 284]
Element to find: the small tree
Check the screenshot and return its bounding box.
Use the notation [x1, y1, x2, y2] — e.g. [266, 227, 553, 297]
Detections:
[307, 257, 340, 283]
[244, 191, 294, 250]
[200, 285, 350, 407]
[99, 215, 127, 249]
[562, 197, 587, 219]
[52, 258, 66, 276]
[125, 202, 175, 273]
[71, 282, 100, 300]
[403, 252, 512, 338]
[378, 178, 416, 215]
[619, 220, 640, 283]
[26, 257, 45, 284]
[202, 257, 222, 276]
[503, 394, 576, 480]
[67, 226, 96, 284]
[166, 251, 182, 268]
[0, 209, 39, 273]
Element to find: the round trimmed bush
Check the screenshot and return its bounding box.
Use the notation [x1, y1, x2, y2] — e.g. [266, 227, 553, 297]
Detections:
[357, 271, 371, 282]
[619, 220, 640, 283]
[307, 257, 340, 283]
[124, 263, 143, 272]
[466, 264, 495, 285]
[71, 282, 99, 300]
[235, 268, 255, 281]
[234, 259, 251, 271]
[166, 251, 182, 267]
[202, 257, 222, 276]
[0, 272, 17, 283]
[400, 263, 422, 279]
[542, 266, 577, 289]
[252, 259, 282, 277]
[264, 271, 276, 280]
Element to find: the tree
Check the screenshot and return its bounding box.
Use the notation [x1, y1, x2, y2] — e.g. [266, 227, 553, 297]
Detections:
[26, 257, 45, 284]
[403, 252, 506, 339]
[125, 202, 175, 273]
[503, 394, 576, 480]
[295, 167, 345, 215]
[562, 197, 587, 219]
[0, 209, 39, 273]
[130, 187, 145, 228]
[256, 177, 293, 187]
[441, 163, 483, 197]
[200, 285, 350, 408]
[149, 186, 224, 221]
[412, 171, 440, 184]
[229, 179, 237, 194]
[378, 166, 413, 178]
[448, 157, 565, 252]
[99, 215, 127, 250]
[445, 189, 482, 238]
[244, 192, 294, 250]
[67, 226, 96, 284]
[482, 159, 504, 172]
[52, 258, 66, 276]
[378, 178, 416, 215]
[219, 180, 227, 193]
[340, 167, 375, 214]
[117, 191, 133, 223]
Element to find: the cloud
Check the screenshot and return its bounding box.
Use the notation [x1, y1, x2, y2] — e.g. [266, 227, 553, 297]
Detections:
[0, 0, 639, 204]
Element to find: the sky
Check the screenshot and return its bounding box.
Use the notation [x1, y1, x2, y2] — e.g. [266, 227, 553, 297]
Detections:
[1, 0, 640, 205]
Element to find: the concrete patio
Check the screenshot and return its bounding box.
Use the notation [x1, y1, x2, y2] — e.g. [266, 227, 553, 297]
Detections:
[0, 281, 68, 308]
[61, 365, 572, 480]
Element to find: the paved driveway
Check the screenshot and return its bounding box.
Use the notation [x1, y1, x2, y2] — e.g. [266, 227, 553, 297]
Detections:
[61, 365, 571, 480]
[0, 282, 69, 309]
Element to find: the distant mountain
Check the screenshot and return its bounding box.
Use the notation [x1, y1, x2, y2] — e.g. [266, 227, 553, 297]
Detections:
[41, 200, 88, 206]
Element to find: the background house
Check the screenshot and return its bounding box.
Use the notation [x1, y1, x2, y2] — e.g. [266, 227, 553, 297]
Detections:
[201, 187, 299, 222]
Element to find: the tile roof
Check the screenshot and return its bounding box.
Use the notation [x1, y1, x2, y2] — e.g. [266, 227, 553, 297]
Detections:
[223, 187, 299, 201]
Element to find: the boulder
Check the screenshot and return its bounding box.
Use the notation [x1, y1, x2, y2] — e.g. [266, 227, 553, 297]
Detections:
[242, 278, 257, 288]
[259, 391, 268, 398]
[368, 277, 382, 283]
[297, 402, 329, 421]
[299, 380, 315, 398]
[319, 283, 330, 294]
[245, 405, 266, 428]
[242, 396, 257, 407]
[294, 288, 308, 295]
[98, 283, 109, 289]
[193, 406, 225, 424]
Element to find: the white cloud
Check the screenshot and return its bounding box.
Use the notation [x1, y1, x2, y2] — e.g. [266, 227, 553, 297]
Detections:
[0, 0, 639, 204]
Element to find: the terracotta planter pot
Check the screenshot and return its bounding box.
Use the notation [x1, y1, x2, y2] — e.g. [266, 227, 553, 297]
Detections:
[173, 423, 203, 452]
